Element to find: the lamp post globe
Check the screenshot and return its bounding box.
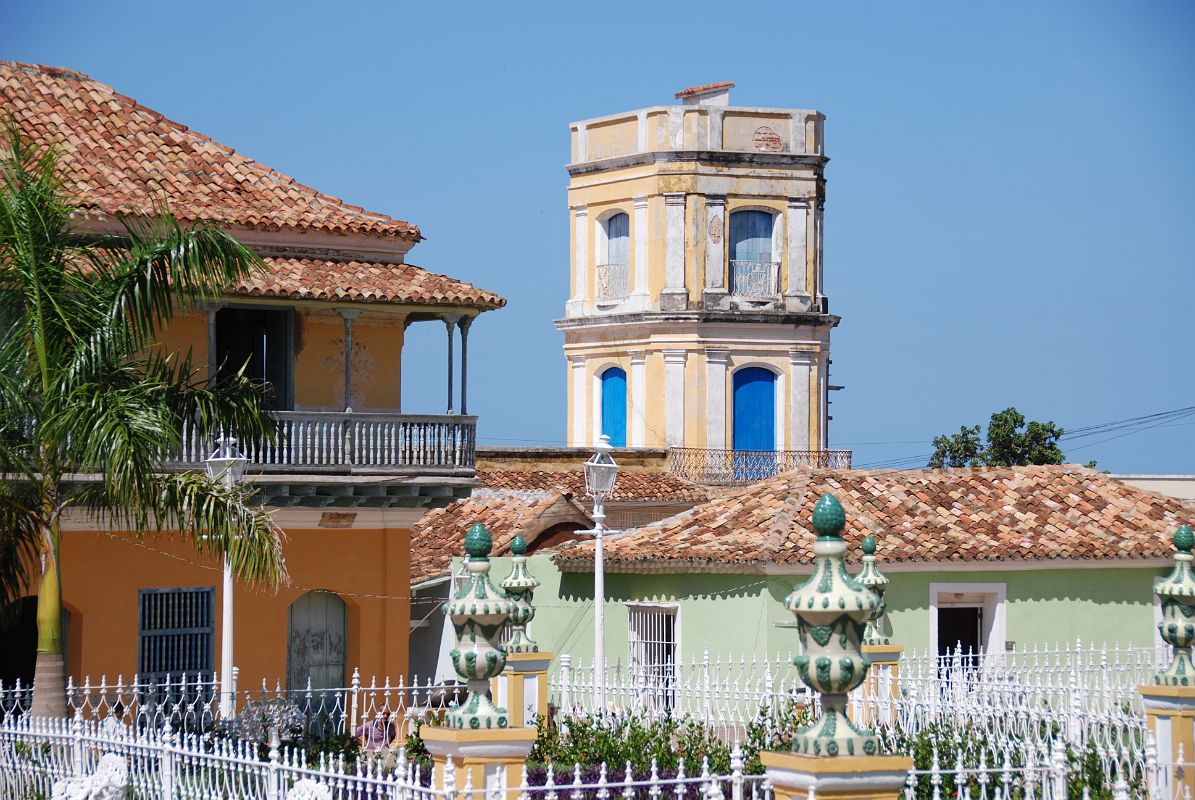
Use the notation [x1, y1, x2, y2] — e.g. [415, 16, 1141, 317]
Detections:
[205, 435, 248, 719]
[583, 434, 618, 716]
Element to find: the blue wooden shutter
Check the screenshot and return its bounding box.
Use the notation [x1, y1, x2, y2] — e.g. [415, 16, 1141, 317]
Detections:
[732, 368, 776, 451]
[729, 210, 774, 262]
[607, 213, 629, 264]
[600, 367, 627, 448]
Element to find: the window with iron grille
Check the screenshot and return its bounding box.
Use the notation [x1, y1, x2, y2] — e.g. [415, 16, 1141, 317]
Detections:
[138, 587, 215, 682]
[627, 604, 678, 711]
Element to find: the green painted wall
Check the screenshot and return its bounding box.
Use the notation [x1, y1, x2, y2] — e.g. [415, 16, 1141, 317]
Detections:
[455, 556, 1166, 664]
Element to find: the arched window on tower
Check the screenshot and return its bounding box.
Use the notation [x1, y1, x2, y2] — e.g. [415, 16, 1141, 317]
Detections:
[728, 210, 778, 298]
[596, 213, 630, 302]
[600, 366, 627, 448]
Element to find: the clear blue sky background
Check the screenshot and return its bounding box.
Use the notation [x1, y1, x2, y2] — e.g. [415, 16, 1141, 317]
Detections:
[6, 1, 1193, 473]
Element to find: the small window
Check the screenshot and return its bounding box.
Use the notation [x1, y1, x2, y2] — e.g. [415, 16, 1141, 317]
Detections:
[628, 604, 678, 711]
[605, 213, 629, 265]
[728, 210, 777, 297]
[138, 587, 215, 683]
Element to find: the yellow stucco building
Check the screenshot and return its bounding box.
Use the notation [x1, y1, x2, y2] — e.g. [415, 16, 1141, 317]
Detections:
[556, 82, 841, 471]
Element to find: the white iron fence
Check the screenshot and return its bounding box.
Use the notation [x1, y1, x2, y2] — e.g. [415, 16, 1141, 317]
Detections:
[0, 714, 1158, 800]
[0, 668, 464, 742]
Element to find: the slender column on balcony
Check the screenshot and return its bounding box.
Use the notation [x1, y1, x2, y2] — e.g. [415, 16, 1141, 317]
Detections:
[440, 314, 462, 415]
[204, 304, 223, 382]
[663, 349, 687, 447]
[568, 354, 586, 447]
[704, 348, 730, 450]
[789, 348, 815, 451]
[338, 309, 362, 412]
[567, 204, 589, 317]
[629, 350, 646, 447]
[660, 193, 688, 311]
[459, 316, 473, 415]
[629, 195, 649, 309]
[784, 198, 812, 312]
[703, 195, 727, 309]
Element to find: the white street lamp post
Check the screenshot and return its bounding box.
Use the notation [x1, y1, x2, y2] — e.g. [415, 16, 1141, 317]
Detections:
[205, 435, 247, 719]
[583, 434, 618, 715]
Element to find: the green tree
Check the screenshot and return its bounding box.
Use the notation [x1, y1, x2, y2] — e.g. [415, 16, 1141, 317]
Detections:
[928, 407, 1071, 468]
[0, 121, 286, 716]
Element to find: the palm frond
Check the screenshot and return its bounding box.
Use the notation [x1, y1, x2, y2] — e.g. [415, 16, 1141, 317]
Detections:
[0, 479, 44, 616]
[79, 472, 287, 587]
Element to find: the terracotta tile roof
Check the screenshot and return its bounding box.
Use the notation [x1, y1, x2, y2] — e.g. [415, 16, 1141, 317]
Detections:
[478, 469, 710, 504]
[410, 489, 591, 584]
[553, 465, 1195, 573]
[0, 62, 419, 240]
[240, 257, 505, 309]
[675, 81, 734, 99]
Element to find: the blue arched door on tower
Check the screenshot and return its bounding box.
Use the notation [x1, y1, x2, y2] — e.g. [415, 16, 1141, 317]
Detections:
[732, 367, 776, 479]
[600, 367, 627, 448]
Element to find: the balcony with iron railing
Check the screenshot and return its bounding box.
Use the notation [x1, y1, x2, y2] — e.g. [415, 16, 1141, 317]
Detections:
[730, 259, 780, 299]
[168, 412, 477, 475]
[668, 447, 852, 485]
[595, 262, 630, 303]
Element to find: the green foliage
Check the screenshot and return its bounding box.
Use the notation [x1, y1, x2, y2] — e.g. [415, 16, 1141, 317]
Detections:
[928, 407, 1085, 469]
[0, 118, 287, 710]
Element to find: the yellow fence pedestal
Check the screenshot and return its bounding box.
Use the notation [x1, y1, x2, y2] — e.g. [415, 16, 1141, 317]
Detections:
[1140, 684, 1195, 800]
[761, 751, 912, 800]
[858, 644, 904, 729]
[492, 652, 554, 730]
[422, 726, 537, 799]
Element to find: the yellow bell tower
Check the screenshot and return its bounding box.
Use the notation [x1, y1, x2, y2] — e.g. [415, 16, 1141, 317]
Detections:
[556, 82, 840, 465]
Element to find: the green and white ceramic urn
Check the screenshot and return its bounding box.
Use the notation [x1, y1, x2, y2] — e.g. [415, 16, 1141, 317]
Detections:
[856, 535, 891, 646]
[1155, 524, 1195, 686]
[445, 523, 514, 729]
[500, 534, 540, 653]
[785, 493, 881, 756]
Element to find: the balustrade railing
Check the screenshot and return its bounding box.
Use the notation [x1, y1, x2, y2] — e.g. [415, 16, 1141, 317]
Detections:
[595, 262, 630, 302]
[169, 411, 477, 472]
[668, 447, 852, 484]
[730, 259, 779, 298]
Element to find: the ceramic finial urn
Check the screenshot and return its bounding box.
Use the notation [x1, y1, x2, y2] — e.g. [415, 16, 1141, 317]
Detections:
[785, 493, 881, 756]
[444, 523, 515, 729]
[500, 534, 540, 653]
[856, 535, 892, 646]
[1155, 524, 1195, 686]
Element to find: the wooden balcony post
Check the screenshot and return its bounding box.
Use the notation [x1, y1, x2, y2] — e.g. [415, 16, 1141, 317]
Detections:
[459, 316, 473, 415]
[337, 309, 362, 413]
[440, 314, 462, 415]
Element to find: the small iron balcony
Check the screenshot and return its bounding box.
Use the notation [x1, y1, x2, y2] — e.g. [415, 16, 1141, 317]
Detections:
[730, 260, 780, 298]
[668, 447, 853, 485]
[595, 262, 630, 303]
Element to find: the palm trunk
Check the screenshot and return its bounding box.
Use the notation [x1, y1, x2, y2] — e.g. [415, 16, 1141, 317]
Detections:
[30, 518, 67, 718]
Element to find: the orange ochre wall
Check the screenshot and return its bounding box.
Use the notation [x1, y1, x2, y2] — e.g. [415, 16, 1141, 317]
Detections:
[58, 525, 411, 687]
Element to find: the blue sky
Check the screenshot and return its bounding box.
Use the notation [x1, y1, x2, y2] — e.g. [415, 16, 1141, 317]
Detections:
[6, 1, 1193, 473]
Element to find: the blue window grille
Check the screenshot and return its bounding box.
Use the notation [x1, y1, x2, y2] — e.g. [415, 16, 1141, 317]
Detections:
[137, 587, 215, 684]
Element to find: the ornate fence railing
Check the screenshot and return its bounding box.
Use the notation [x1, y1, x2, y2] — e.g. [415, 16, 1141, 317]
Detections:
[595, 262, 630, 302]
[730, 260, 780, 298]
[167, 411, 477, 473]
[667, 447, 852, 484]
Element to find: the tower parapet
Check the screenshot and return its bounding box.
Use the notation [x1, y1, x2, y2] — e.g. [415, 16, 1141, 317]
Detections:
[557, 84, 839, 457]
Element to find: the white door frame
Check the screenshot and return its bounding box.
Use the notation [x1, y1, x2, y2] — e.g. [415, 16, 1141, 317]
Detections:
[929, 582, 1007, 658]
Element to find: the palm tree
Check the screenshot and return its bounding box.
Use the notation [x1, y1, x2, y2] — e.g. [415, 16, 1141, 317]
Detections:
[0, 120, 287, 717]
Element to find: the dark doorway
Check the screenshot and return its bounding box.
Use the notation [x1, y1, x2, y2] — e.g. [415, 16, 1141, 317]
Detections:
[0, 597, 69, 692]
[215, 308, 293, 410]
[937, 606, 982, 656]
